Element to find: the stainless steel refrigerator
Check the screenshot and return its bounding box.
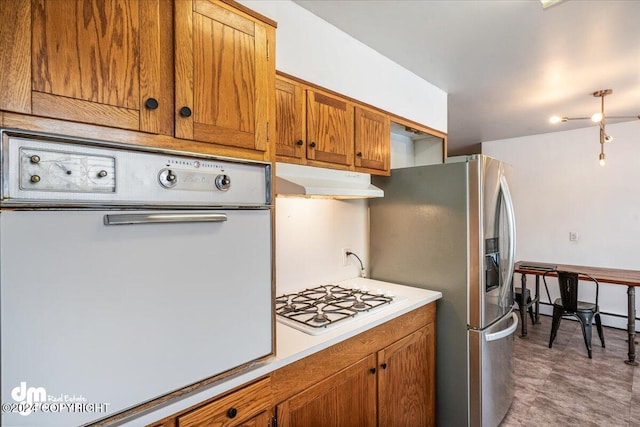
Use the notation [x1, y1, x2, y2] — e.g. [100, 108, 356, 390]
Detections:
[370, 155, 517, 427]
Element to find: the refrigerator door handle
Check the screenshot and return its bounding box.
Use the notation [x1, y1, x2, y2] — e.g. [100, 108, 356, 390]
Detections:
[485, 312, 519, 342]
[500, 175, 517, 288]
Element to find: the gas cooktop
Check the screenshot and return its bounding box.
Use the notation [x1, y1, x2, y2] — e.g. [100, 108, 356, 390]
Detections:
[275, 284, 396, 335]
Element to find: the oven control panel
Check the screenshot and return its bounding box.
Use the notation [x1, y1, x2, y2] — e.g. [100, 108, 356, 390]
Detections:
[19, 147, 116, 193]
[1, 130, 271, 207]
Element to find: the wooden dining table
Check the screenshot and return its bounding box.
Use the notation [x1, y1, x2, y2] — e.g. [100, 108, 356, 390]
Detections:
[515, 261, 640, 365]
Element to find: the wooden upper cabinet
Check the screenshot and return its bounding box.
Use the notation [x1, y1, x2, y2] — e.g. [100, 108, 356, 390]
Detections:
[377, 324, 436, 427]
[354, 106, 390, 173]
[26, 0, 173, 134]
[306, 90, 354, 167]
[1, 0, 276, 161]
[274, 73, 394, 174]
[175, 0, 275, 153]
[0, 0, 31, 114]
[275, 76, 305, 162]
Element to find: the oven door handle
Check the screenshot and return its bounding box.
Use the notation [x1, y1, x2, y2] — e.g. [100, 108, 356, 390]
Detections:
[103, 213, 228, 226]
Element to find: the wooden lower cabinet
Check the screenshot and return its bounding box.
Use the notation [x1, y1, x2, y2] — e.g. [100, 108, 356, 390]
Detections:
[276, 355, 377, 427]
[378, 324, 436, 427]
[276, 325, 435, 427]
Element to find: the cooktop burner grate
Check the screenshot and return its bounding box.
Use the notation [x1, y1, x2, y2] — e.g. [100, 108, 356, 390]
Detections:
[276, 284, 394, 332]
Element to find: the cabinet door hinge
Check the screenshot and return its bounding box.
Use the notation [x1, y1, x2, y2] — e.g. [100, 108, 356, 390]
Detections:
[271, 414, 277, 427]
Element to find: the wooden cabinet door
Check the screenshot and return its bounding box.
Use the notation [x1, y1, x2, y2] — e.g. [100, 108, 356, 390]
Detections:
[175, 0, 274, 153]
[27, 0, 172, 134]
[275, 76, 305, 161]
[276, 355, 377, 427]
[354, 106, 390, 173]
[306, 89, 354, 167]
[378, 324, 436, 427]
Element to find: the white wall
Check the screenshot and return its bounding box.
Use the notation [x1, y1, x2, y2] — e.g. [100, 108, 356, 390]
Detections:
[236, 0, 448, 292]
[483, 120, 640, 329]
[275, 198, 369, 294]
[390, 132, 415, 169]
[391, 133, 444, 169]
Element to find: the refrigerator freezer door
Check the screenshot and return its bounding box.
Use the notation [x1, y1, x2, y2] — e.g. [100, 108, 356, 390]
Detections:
[472, 158, 516, 329]
[469, 311, 518, 427]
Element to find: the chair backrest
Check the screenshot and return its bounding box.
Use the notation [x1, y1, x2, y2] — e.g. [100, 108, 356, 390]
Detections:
[542, 270, 600, 312]
[556, 271, 580, 312]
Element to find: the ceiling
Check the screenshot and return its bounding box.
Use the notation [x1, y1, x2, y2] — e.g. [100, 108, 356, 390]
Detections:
[293, 0, 640, 155]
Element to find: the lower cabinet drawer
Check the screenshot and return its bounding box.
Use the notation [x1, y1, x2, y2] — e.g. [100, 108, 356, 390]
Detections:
[177, 377, 271, 427]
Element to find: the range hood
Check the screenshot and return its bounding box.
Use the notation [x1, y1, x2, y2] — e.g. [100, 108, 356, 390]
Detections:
[275, 163, 384, 198]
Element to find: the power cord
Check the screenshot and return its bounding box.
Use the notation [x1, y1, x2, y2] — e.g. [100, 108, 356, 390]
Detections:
[346, 251, 367, 278]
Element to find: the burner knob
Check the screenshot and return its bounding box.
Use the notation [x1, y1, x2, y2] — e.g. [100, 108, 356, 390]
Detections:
[215, 174, 231, 191]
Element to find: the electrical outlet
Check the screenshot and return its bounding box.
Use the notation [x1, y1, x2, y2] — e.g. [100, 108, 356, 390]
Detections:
[342, 248, 351, 266]
[569, 231, 579, 242]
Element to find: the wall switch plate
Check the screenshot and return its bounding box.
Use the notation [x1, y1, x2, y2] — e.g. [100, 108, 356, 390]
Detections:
[569, 231, 579, 242]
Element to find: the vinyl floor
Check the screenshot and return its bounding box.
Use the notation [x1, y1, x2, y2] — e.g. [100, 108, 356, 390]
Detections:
[500, 313, 640, 427]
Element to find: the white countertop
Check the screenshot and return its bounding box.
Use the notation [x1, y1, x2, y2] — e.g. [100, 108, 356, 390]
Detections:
[124, 278, 442, 426]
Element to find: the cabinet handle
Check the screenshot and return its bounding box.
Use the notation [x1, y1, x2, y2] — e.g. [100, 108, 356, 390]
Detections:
[357, 151, 363, 157]
[227, 407, 238, 419]
[381, 362, 388, 369]
[296, 140, 304, 146]
[145, 97, 159, 110]
[309, 142, 316, 148]
[369, 367, 376, 374]
[179, 106, 192, 117]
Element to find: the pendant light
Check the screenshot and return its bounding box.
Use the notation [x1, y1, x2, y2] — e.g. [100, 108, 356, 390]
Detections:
[549, 89, 640, 166]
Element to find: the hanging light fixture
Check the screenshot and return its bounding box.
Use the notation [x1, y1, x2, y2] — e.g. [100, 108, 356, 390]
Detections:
[549, 89, 640, 166]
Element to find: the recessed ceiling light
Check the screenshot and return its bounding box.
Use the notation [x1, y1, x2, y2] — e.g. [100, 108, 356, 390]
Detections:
[540, 0, 566, 9]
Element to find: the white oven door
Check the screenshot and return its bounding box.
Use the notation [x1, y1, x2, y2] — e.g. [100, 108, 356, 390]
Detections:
[1, 209, 272, 427]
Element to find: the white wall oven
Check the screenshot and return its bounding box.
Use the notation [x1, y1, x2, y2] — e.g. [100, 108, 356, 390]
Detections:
[0, 129, 273, 426]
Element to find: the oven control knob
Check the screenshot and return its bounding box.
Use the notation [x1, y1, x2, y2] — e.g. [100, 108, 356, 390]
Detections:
[215, 174, 231, 191]
[158, 169, 178, 188]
